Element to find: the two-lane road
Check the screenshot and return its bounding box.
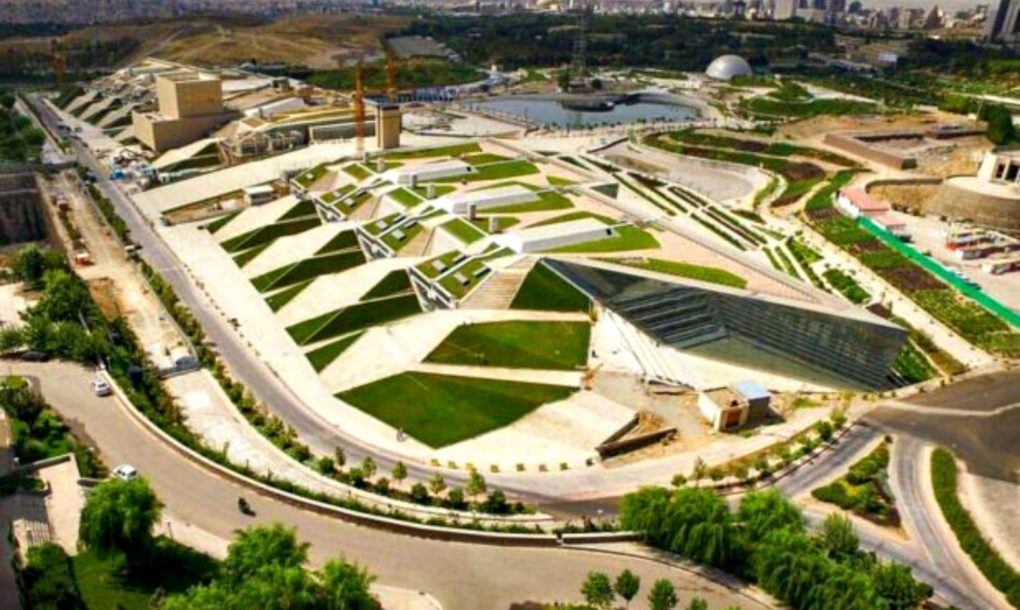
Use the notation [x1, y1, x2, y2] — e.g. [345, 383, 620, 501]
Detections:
[15, 361, 769, 610]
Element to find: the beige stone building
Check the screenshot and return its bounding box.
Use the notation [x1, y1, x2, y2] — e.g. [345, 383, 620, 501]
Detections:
[132, 71, 237, 152]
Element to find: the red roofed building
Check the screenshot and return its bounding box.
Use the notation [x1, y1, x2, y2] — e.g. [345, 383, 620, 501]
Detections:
[836, 188, 890, 218]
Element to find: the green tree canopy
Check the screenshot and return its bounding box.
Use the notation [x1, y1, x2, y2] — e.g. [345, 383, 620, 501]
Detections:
[614, 569, 641, 606]
[647, 578, 678, 610]
[223, 523, 309, 583]
[78, 477, 162, 559]
[581, 571, 615, 609]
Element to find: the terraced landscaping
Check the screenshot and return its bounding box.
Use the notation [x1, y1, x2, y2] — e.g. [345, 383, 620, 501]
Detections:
[812, 441, 898, 526]
[362, 270, 413, 300]
[221, 217, 322, 254]
[511, 263, 590, 313]
[432, 159, 540, 184]
[426, 320, 590, 370]
[823, 268, 870, 304]
[288, 293, 422, 345]
[251, 249, 365, 293]
[265, 280, 314, 312]
[442, 218, 486, 244]
[338, 372, 577, 447]
[383, 142, 481, 160]
[306, 331, 364, 372]
[547, 225, 659, 254]
[607, 256, 748, 288]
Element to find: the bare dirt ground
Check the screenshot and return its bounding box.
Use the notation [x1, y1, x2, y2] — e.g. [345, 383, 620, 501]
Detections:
[869, 183, 941, 212]
[152, 14, 407, 69]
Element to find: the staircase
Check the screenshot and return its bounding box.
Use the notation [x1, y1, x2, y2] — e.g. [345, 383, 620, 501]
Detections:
[460, 269, 528, 309]
[612, 288, 726, 348]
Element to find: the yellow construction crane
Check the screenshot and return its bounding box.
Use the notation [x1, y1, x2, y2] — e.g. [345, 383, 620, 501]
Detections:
[353, 61, 366, 156]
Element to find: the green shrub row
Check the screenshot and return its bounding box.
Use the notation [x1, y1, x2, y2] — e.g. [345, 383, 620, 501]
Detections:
[931, 448, 1020, 607]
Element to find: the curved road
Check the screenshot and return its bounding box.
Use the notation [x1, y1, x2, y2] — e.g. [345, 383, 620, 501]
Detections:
[24, 95, 1005, 610]
[18, 361, 768, 610]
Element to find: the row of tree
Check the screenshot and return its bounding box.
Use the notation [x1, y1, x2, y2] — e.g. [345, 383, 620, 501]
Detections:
[620, 487, 933, 610]
[577, 569, 738, 610]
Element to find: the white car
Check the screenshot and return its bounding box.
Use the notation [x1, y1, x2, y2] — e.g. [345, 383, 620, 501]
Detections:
[91, 378, 112, 397]
[112, 464, 138, 481]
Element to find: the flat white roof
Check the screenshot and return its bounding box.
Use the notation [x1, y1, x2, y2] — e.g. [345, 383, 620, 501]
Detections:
[391, 158, 471, 178]
[508, 217, 610, 243]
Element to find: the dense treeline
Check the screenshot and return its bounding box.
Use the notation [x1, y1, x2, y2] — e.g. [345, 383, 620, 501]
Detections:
[0, 37, 138, 82]
[0, 91, 44, 163]
[621, 486, 932, 610]
[403, 15, 837, 72]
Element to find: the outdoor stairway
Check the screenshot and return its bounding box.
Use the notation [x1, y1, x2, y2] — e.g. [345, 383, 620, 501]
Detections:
[460, 269, 528, 309]
[13, 496, 52, 548]
[611, 289, 726, 349]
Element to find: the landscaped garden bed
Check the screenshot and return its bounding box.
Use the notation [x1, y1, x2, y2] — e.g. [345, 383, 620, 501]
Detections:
[812, 440, 899, 526]
[288, 293, 422, 346]
[606, 256, 747, 288]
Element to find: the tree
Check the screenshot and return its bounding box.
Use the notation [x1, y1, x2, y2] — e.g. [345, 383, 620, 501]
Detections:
[581, 571, 615, 609]
[556, 69, 572, 92]
[446, 487, 466, 510]
[465, 468, 487, 502]
[360, 456, 376, 479]
[621, 487, 735, 568]
[409, 482, 430, 504]
[319, 558, 378, 610]
[79, 477, 162, 559]
[691, 457, 707, 484]
[428, 473, 446, 496]
[818, 512, 859, 560]
[870, 561, 932, 610]
[647, 579, 678, 610]
[686, 597, 708, 610]
[223, 523, 309, 583]
[22, 542, 83, 610]
[334, 446, 346, 468]
[614, 569, 641, 607]
[0, 325, 25, 352]
[163, 525, 381, 610]
[391, 461, 408, 484]
[736, 489, 805, 543]
[670, 473, 687, 487]
[13, 245, 47, 289]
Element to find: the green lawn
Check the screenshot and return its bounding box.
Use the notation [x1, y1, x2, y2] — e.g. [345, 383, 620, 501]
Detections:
[432, 160, 540, 184]
[528, 210, 614, 228]
[462, 152, 511, 165]
[384, 142, 481, 160]
[442, 218, 486, 244]
[471, 216, 520, 233]
[251, 250, 365, 292]
[387, 187, 424, 208]
[607, 257, 747, 288]
[337, 372, 576, 447]
[232, 243, 270, 268]
[362, 270, 412, 300]
[265, 280, 313, 312]
[315, 230, 359, 255]
[742, 96, 878, 118]
[546, 225, 660, 254]
[426, 320, 590, 370]
[73, 541, 218, 610]
[288, 293, 422, 345]
[278, 199, 317, 221]
[343, 163, 372, 180]
[205, 212, 239, 234]
[220, 217, 321, 253]
[511, 263, 590, 313]
[294, 163, 330, 188]
[306, 331, 364, 372]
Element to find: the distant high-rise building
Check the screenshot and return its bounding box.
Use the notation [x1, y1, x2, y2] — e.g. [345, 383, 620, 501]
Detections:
[775, 0, 798, 19]
[812, 0, 827, 11]
[829, 0, 846, 14]
[986, 0, 1020, 42]
[847, 0, 862, 13]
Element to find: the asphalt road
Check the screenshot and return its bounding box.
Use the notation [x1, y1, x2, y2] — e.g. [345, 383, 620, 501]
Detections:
[15, 361, 768, 610]
[24, 95, 1011, 610]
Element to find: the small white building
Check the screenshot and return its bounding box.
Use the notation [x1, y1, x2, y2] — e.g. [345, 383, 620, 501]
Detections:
[698, 380, 772, 431]
[244, 184, 276, 206]
[435, 184, 539, 214]
[384, 159, 475, 186]
[495, 218, 616, 253]
[836, 188, 889, 219]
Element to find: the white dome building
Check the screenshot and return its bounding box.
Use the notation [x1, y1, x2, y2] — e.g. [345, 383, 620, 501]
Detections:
[705, 55, 753, 81]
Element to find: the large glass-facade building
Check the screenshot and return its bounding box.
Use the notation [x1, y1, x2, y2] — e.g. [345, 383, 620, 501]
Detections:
[545, 259, 908, 389]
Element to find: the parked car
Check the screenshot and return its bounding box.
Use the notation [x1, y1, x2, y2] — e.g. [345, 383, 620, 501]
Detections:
[91, 378, 112, 397]
[112, 464, 138, 481]
[20, 350, 49, 362]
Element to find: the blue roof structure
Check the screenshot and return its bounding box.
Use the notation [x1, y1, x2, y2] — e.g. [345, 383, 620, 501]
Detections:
[732, 380, 770, 402]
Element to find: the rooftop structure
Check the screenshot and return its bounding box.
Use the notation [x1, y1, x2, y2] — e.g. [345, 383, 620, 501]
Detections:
[132, 71, 237, 153]
[705, 55, 753, 81]
[931, 149, 1020, 235]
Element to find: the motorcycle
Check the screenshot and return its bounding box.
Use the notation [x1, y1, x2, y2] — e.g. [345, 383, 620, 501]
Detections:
[237, 497, 254, 516]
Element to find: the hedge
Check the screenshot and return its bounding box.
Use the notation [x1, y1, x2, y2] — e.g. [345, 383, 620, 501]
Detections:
[930, 448, 1020, 607]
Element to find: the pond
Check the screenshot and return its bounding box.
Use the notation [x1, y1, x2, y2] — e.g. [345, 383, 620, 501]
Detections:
[468, 96, 698, 129]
